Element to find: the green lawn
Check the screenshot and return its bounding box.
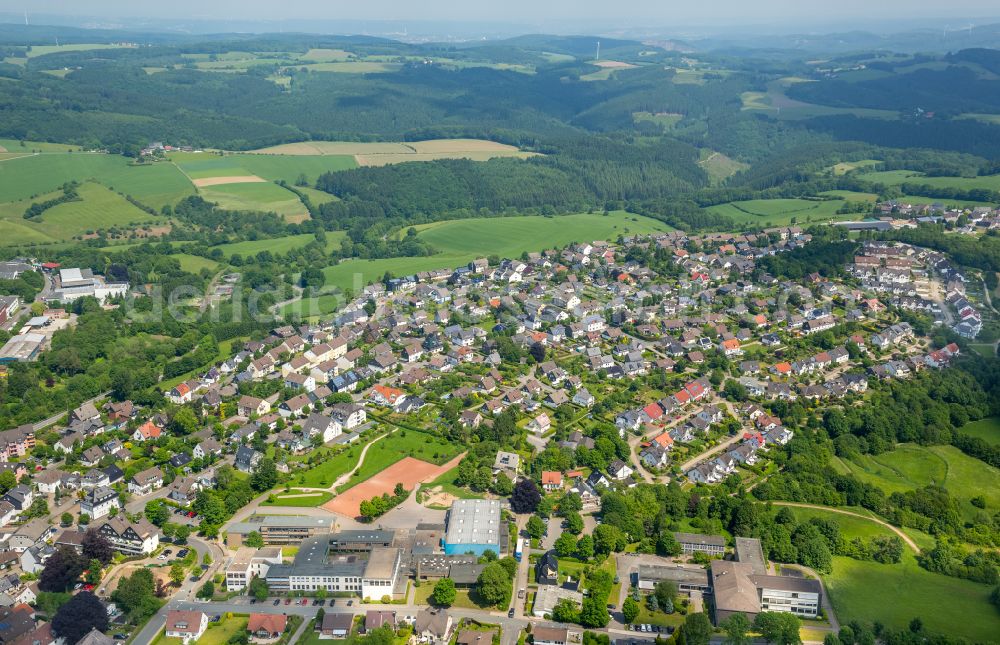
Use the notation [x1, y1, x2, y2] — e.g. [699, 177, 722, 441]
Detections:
[634, 604, 685, 628]
[169, 253, 220, 274]
[959, 416, 1000, 445]
[705, 198, 853, 227]
[336, 430, 460, 493]
[775, 505, 998, 641]
[292, 442, 372, 488]
[413, 584, 483, 609]
[418, 466, 486, 506]
[153, 615, 248, 645]
[262, 489, 334, 506]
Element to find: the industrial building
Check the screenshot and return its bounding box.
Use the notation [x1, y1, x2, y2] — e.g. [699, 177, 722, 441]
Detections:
[443, 499, 504, 556]
[48, 268, 129, 304]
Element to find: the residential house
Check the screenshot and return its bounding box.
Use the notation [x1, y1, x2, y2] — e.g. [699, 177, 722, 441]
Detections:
[414, 609, 452, 644]
[235, 446, 263, 473]
[247, 613, 287, 642]
[128, 467, 164, 496]
[165, 610, 208, 644]
[97, 518, 160, 555]
[81, 486, 119, 520]
[132, 421, 162, 442]
[541, 471, 563, 492]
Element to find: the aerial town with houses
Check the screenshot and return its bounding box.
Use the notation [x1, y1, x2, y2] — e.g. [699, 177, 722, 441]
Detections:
[0, 225, 981, 645]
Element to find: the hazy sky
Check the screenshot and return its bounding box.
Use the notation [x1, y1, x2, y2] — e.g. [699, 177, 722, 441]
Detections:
[13, 0, 1000, 27]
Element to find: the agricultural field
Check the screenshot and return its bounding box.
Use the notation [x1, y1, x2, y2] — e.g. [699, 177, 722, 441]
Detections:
[828, 159, 881, 175]
[281, 212, 669, 316]
[958, 416, 1000, 445]
[417, 211, 669, 257]
[249, 138, 534, 167]
[0, 153, 194, 210]
[0, 181, 163, 247]
[199, 182, 309, 221]
[169, 151, 357, 184]
[741, 80, 897, 121]
[818, 190, 879, 202]
[958, 113, 1000, 125]
[0, 138, 83, 152]
[832, 443, 1000, 519]
[26, 43, 135, 58]
[705, 198, 853, 227]
[859, 169, 1000, 191]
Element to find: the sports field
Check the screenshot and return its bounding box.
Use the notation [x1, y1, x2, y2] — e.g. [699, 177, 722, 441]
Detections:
[705, 198, 853, 226]
[335, 431, 461, 493]
[324, 456, 451, 518]
[959, 416, 1000, 445]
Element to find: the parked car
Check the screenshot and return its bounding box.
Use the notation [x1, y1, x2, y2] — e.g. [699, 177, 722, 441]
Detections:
[273, 599, 280, 606]
[284, 598, 291, 605]
[508, 608, 515, 618]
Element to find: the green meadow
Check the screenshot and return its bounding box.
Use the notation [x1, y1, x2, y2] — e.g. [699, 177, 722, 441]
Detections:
[830, 443, 1000, 521]
[959, 416, 1000, 446]
[0, 181, 164, 246]
[199, 182, 308, 221]
[705, 198, 853, 227]
[785, 505, 998, 641]
[285, 211, 671, 313]
[860, 169, 1000, 192]
[0, 153, 194, 210]
[169, 151, 356, 183]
